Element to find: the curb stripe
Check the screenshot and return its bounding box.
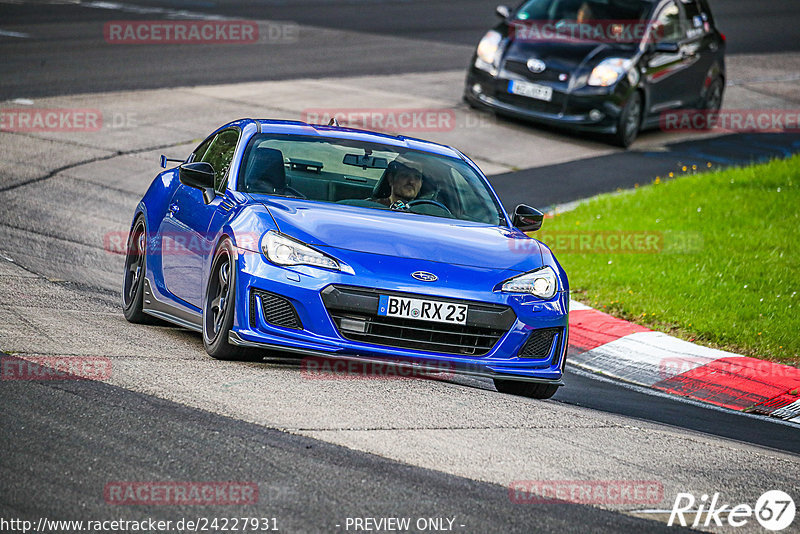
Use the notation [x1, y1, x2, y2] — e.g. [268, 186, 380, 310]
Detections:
[569, 331, 725, 387]
[567, 301, 800, 422]
[750, 392, 800, 418]
[653, 357, 800, 411]
[568, 308, 650, 352]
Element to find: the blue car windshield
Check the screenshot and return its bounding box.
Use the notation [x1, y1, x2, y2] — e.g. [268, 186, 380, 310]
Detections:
[238, 134, 505, 225]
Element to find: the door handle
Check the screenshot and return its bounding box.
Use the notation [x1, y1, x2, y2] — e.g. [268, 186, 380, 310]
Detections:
[169, 203, 179, 216]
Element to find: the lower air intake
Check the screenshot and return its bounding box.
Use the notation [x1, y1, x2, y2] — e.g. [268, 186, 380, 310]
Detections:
[519, 328, 561, 359]
[250, 289, 302, 330]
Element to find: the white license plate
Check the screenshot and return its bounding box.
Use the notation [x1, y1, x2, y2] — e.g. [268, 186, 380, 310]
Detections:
[509, 80, 553, 102]
[378, 296, 468, 325]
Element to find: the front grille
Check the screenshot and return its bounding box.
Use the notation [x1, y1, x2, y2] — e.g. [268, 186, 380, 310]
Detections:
[322, 285, 515, 356]
[503, 59, 566, 83]
[519, 328, 561, 358]
[250, 289, 302, 330]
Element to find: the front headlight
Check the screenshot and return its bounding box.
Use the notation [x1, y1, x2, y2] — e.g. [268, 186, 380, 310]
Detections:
[261, 231, 340, 271]
[475, 30, 502, 71]
[588, 58, 631, 87]
[501, 266, 559, 299]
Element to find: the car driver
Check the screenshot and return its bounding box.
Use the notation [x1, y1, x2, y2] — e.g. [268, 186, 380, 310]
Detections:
[370, 161, 424, 209]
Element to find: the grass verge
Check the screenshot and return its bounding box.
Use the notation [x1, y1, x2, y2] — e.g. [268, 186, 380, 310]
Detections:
[538, 155, 799, 366]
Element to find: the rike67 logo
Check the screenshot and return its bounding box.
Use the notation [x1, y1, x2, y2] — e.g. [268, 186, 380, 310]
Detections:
[668, 490, 795, 531]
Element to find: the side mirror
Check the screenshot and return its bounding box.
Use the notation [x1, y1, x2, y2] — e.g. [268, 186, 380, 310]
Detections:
[496, 5, 511, 19]
[179, 162, 216, 204]
[652, 41, 680, 54]
[513, 204, 544, 232]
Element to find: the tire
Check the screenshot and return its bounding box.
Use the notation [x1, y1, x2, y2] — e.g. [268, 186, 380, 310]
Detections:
[493, 378, 559, 399]
[700, 77, 724, 130]
[203, 238, 260, 361]
[122, 216, 157, 324]
[611, 91, 643, 148]
[463, 92, 479, 110]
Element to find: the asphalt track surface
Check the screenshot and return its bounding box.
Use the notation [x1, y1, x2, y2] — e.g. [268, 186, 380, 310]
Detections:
[0, 358, 694, 534]
[1, 2, 800, 533]
[2, 0, 800, 99]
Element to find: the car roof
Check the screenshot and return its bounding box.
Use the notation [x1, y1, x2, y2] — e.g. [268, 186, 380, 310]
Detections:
[243, 119, 462, 159]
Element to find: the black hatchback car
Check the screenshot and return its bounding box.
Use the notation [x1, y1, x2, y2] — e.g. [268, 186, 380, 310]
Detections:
[464, 0, 726, 146]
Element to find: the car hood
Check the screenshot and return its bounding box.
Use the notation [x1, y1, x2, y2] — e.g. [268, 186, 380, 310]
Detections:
[504, 39, 633, 74]
[255, 197, 543, 272]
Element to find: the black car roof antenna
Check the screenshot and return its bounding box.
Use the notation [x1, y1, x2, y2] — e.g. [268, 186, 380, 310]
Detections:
[328, 117, 340, 127]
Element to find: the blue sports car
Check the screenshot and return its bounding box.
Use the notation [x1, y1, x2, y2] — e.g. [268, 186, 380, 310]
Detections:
[123, 118, 569, 398]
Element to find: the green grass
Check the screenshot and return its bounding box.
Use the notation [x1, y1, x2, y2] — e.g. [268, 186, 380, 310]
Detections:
[539, 155, 800, 366]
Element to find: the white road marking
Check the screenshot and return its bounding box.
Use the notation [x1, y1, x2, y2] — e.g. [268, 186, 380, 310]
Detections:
[0, 29, 30, 38]
[82, 1, 226, 20]
[729, 74, 800, 86]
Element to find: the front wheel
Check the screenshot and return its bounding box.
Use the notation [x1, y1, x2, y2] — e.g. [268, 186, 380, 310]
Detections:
[122, 216, 156, 324]
[493, 378, 559, 399]
[203, 238, 259, 361]
[611, 92, 642, 148]
[699, 77, 724, 130]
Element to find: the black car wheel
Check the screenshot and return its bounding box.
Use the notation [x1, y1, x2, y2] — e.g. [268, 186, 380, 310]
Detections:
[122, 216, 156, 324]
[493, 378, 559, 399]
[203, 238, 259, 361]
[612, 92, 643, 148]
[700, 77, 724, 129]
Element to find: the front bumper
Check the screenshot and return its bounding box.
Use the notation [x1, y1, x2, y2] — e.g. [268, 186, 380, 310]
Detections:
[465, 67, 625, 134]
[231, 247, 569, 383]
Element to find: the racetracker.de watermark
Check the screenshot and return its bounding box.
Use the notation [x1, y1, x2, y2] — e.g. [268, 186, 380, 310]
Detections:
[659, 357, 800, 382]
[660, 110, 800, 133]
[510, 20, 669, 44]
[302, 108, 458, 133]
[517, 231, 664, 254]
[509, 480, 664, 505]
[104, 231, 262, 256]
[1, 356, 112, 381]
[300, 357, 455, 381]
[0, 109, 101, 132]
[104, 482, 259, 505]
[103, 20, 298, 44]
[0, 108, 138, 132]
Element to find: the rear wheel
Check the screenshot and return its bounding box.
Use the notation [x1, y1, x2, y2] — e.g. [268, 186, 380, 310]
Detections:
[203, 238, 260, 361]
[611, 92, 642, 148]
[493, 378, 559, 399]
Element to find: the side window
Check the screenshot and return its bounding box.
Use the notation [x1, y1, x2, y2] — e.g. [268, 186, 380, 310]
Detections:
[191, 136, 214, 163]
[653, 2, 685, 42]
[198, 129, 241, 192]
[682, 0, 707, 39]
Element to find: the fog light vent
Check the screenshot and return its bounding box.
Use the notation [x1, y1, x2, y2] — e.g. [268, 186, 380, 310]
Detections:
[519, 328, 560, 359]
[250, 289, 302, 330]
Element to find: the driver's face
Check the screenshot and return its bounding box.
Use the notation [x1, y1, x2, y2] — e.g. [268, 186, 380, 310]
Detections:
[390, 171, 423, 201]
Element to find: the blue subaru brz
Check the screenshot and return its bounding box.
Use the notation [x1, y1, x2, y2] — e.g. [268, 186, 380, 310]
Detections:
[123, 119, 569, 398]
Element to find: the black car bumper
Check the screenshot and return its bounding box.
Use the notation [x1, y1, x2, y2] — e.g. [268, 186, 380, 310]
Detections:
[465, 68, 625, 134]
